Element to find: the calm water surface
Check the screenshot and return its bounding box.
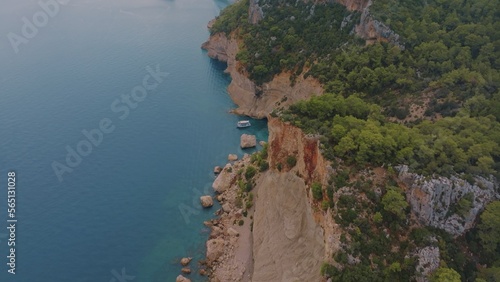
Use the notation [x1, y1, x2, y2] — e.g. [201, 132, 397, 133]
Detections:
[0, 0, 267, 281]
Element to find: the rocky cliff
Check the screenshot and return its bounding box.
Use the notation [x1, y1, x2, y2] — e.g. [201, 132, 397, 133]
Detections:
[398, 165, 499, 236]
[251, 118, 330, 281]
[201, 33, 323, 119]
[336, 0, 403, 47]
[248, 0, 264, 25]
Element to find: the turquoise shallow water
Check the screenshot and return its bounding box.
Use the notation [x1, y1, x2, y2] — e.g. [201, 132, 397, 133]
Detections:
[0, 0, 266, 281]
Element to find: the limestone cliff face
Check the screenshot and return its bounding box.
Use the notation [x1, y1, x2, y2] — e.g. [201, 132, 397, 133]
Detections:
[398, 165, 499, 236]
[249, 0, 264, 24]
[335, 0, 369, 11]
[201, 33, 323, 119]
[336, 0, 403, 47]
[251, 118, 330, 281]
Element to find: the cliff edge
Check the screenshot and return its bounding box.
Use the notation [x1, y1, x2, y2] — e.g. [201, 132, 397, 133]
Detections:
[201, 33, 323, 119]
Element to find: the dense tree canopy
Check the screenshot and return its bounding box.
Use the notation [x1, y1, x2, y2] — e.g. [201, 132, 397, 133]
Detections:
[479, 201, 500, 255]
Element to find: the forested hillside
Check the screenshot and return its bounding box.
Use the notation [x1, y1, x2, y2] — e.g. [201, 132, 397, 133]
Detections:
[209, 0, 499, 280]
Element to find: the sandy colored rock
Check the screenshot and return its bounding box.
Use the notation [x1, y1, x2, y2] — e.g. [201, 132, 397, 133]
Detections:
[176, 275, 191, 282]
[200, 196, 214, 208]
[181, 267, 191, 274]
[228, 154, 238, 161]
[214, 166, 223, 174]
[227, 227, 239, 237]
[240, 134, 257, 148]
[180, 257, 192, 266]
[212, 164, 236, 193]
[222, 203, 231, 213]
[252, 171, 324, 281]
[206, 238, 225, 263]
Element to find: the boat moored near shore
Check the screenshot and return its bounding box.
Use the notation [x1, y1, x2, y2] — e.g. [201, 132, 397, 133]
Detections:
[237, 120, 251, 128]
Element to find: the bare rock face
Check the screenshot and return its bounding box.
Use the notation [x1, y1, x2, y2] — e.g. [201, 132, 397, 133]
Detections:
[398, 165, 499, 236]
[176, 275, 191, 282]
[252, 171, 325, 281]
[335, 0, 370, 11]
[267, 117, 329, 183]
[249, 0, 264, 24]
[200, 196, 214, 208]
[213, 164, 237, 193]
[206, 238, 225, 263]
[228, 154, 238, 161]
[415, 246, 440, 282]
[240, 134, 257, 148]
[356, 6, 404, 48]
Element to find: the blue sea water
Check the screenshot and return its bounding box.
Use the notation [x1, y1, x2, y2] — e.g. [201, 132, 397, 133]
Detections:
[0, 0, 267, 281]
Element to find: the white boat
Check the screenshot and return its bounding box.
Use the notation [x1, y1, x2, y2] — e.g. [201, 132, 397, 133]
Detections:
[237, 120, 251, 128]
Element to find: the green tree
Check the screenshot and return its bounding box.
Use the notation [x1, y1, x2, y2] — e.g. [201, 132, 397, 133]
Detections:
[479, 201, 500, 254]
[431, 267, 461, 282]
[381, 187, 408, 220]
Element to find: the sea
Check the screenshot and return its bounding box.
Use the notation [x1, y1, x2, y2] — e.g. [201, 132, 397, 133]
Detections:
[0, 0, 267, 281]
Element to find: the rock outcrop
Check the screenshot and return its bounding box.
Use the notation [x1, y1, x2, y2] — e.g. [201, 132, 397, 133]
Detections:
[202, 33, 323, 119]
[398, 165, 499, 236]
[212, 164, 237, 193]
[206, 238, 226, 263]
[267, 117, 329, 184]
[180, 257, 192, 266]
[336, 0, 403, 47]
[248, 0, 264, 24]
[240, 134, 257, 148]
[415, 246, 440, 282]
[247, 117, 331, 281]
[200, 195, 214, 208]
[335, 0, 370, 11]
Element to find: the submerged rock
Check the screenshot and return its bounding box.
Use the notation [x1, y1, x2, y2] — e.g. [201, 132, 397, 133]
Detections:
[200, 196, 214, 208]
[181, 267, 191, 274]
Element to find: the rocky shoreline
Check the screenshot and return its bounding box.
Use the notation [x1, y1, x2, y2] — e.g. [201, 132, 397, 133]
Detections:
[204, 153, 256, 281]
[176, 151, 258, 282]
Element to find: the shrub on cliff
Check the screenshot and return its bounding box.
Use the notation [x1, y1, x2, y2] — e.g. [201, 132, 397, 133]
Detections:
[245, 166, 257, 180]
[311, 182, 323, 201]
[286, 155, 297, 168]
